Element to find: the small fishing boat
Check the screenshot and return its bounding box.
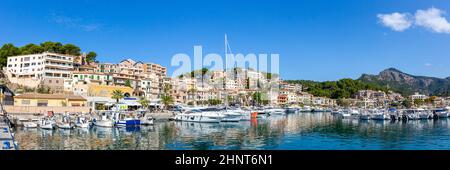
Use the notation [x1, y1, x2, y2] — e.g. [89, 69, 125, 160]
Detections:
[75, 117, 90, 128]
[115, 112, 141, 127]
[93, 112, 115, 127]
[57, 116, 74, 129]
[38, 118, 55, 130]
[23, 122, 38, 128]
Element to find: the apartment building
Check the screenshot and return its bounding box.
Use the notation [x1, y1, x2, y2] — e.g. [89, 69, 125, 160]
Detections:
[5, 52, 75, 91]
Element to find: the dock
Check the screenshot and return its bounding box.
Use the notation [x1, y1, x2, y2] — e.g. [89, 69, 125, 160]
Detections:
[0, 115, 17, 150]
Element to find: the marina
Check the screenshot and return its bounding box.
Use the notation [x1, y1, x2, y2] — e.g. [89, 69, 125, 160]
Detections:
[8, 106, 450, 150]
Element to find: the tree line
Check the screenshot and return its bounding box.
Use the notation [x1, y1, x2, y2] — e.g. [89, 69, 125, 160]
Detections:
[285, 78, 390, 99]
[0, 41, 98, 68]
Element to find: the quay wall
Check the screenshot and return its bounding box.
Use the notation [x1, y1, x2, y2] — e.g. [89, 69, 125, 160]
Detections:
[3, 105, 91, 115]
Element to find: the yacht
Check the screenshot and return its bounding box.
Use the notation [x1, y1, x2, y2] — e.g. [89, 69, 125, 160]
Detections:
[433, 108, 449, 118]
[403, 108, 433, 120]
[174, 108, 225, 123]
[265, 108, 286, 115]
[221, 108, 243, 122]
[370, 110, 390, 120]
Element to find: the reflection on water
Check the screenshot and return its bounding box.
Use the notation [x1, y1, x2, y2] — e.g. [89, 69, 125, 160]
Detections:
[14, 113, 450, 150]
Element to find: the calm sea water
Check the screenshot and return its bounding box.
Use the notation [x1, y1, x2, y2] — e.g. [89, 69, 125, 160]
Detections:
[13, 112, 450, 150]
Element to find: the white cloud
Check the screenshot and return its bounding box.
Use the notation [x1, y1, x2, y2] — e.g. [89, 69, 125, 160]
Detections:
[377, 12, 413, 31]
[415, 7, 450, 34]
[51, 13, 101, 32]
[425, 63, 432, 67]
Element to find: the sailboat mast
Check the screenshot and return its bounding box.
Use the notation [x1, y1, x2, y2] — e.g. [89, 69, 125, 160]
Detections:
[224, 34, 229, 107]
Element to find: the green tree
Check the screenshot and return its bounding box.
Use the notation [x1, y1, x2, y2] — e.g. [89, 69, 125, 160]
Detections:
[161, 94, 174, 110]
[201, 67, 209, 87]
[337, 98, 351, 107]
[0, 43, 20, 67]
[125, 79, 132, 88]
[111, 90, 124, 103]
[413, 99, 425, 107]
[138, 97, 149, 110]
[60, 44, 81, 56]
[40, 41, 63, 53]
[402, 99, 412, 108]
[19, 43, 44, 55]
[86, 51, 97, 63]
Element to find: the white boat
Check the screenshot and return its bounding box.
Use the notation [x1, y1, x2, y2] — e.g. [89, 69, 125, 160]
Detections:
[57, 116, 74, 129]
[371, 113, 390, 120]
[140, 116, 154, 125]
[434, 109, 449, 118]
[333, 109, 351, 119]
[403, 108, 433, 120]
[93, 112, 115, 127]
[265, 108, 286, 115]
[23, 122, 38, 128]
[174, 108, 225, 123]
[75, 117, 90, 128]
[136, 110, 154, 125]
[57, 123, 74, 129]
[359, 114, 371, 120]
[222, 110, 242, 122]
[38, 118, 55, 130]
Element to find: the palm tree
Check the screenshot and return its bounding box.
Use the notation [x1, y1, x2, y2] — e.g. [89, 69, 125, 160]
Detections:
[138, 97, 149, 110]
[161, 94, 174, 110]
[111, 90, 124, 103]
[188, 88, 197, 102]
[201, 67, 209, 88]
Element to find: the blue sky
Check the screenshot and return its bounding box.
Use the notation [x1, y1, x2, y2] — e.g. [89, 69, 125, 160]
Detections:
[1, 0, 450, 81]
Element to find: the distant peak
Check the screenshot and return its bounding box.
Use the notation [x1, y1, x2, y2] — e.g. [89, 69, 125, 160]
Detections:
[382, 67, 403, 73]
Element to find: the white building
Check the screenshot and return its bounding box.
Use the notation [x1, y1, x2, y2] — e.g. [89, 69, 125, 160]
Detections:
[5, 52, 74, 90]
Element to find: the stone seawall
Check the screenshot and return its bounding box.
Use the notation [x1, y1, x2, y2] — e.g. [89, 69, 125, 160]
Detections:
[3, 105, 91, 115]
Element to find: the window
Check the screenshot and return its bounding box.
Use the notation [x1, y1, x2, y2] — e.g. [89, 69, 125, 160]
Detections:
[49, 80, 52, 83]
[37, 100, 48, 107]
[56, 80, 59, 83]
[21, 100, 30, 105]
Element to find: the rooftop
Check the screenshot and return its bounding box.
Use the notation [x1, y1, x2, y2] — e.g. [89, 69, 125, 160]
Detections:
[14, 93, 86, 100]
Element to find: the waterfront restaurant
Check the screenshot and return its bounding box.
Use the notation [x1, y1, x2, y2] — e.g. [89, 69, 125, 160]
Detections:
[13, 93, 87, 107]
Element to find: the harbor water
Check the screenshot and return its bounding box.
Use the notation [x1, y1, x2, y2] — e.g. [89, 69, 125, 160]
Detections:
[13, 112, 450, 150]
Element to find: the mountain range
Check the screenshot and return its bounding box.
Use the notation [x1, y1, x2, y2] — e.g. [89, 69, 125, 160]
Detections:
[358, 68, 450, 97]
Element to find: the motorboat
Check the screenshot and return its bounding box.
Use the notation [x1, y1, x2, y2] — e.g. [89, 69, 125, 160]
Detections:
[403, 108, 433, 120]
[433, 108, 449, 118]
[114, 112, 141, 127]
[285, 107, 299, 114]
[57, 116, 74, 129]
[333, 109, 351, 119]
[21, 119, 39, 128]
[75, 117, 90, 128]
[38, 117, 55, 130]
[93, 112, 115, 127]
[265, 108, 286, 115]
[222, 110, 242, 122]
[174, 108, 225, 123]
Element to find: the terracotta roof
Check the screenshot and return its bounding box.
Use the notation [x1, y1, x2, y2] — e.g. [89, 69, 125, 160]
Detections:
[14, 93, 86, 101]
